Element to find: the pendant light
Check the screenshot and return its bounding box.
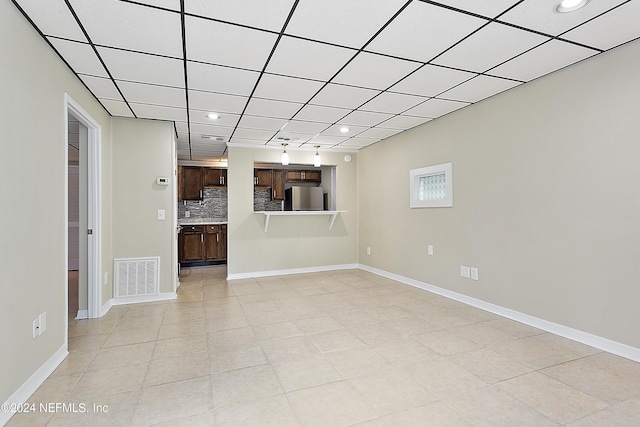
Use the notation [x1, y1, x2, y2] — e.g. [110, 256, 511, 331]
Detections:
[313, 146, 321, 167]
[281, 143, 289, 165]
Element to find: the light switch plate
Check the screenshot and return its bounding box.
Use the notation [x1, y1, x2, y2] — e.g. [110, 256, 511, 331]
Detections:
[427, 245, 433, 255]
[38, 312, 46, 335]
[157, 210, 165, 220]
[470, 267, 479, 281]
[366, 247, 371, 256]
[32, 318, 39, 338]
[460, 266, 470, 278]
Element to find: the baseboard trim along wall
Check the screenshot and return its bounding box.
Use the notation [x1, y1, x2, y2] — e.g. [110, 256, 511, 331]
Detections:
[75, 309, 88, 320]
[99, 292, 177, 317]
[227, 264, 359, 281]
[1, 344, 68, 426]
[359, 264, 640, 363]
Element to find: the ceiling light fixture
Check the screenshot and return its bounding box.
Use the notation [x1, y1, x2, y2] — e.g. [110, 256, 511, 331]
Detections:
[313, 146, 321, 168]
[281, 143, 289, 166]
[206, 113, 220, 120]
[339, 126, 350, 133]
[555, 0, 589, 13]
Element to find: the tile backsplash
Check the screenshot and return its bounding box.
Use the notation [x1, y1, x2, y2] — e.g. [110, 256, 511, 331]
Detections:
[254, 188, 282, 212]
[179, 188, 227, 220]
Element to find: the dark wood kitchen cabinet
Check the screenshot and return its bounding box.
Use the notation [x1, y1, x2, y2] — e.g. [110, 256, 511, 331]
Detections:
[204, 168, 227, 187]
[285, 169, 321, 183]
[254, 169, 272, 187]
[205, 224, 227, 261]
[179, 224, 227, 263]
[180, 166, 203, 201]
[179, 225, 206, 262]
[272, 169, 285, 201]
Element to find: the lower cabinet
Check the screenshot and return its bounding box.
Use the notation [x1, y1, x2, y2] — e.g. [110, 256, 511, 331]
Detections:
[179, 224, 227, 263]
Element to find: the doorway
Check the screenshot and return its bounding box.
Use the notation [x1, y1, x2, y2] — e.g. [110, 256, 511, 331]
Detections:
[66, 94, 101, 321]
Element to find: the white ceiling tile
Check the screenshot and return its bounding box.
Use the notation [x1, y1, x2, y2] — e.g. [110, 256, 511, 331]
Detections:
[98, 47, 184, 87]
[185, 0, 296, 32]
[117, 81, 186, 108]
[360, 92, 427, 114]
[233, 128, 275, 141]
[69, 0, 183, 57]
[130, 103, 186, 121]
[403, 98, 469, 118]
[295, 105, 351, 124]
[185, 16, 277, 70]
[15, 0, 86, 41]
[189, 111, 240, 128]
[229, 137, 268, 145]
[189, 139, 227, 149]
[238, 116, 289, 131]
[490, 39, 598, 81]
[253, 74, 324, 103]
[47, 38, 107, 77]
[366, 1, 486, 62]
[266, 36, 355, 81]
[133, 0, 180, 12]
[562, 1, 640, 50]
[338, 137, 379, 148]
[439, 75, 521, 103]
[272, 132, 314, 144]
[390, 65, 476, 97]
[341, 111, 393, 127]
[79, 75, 122, 100]
[187, 61, 259, 96]
[282, 121, 330, 135]
[188, 90, 248, 114]
[434, 0, 521, 18]
[305, 135, 349, 146]
[99, 99, 134, 117]
[285, 0, 408, 48]
[432, 23, 549, 73]
[310, 84, 380, 110]
[333, 52, 422, 90]
[378, 115, 432, 130]
[357, 127, 403, 140]
[245, 98, 304, 119]
[322, 125, 369, 137]
[175, 122, 189, 133]
[187, 123, 234, 137]
[499, 0, 628, 37]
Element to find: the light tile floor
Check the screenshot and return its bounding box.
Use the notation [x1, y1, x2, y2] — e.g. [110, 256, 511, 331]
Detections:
[7, 266, 640, 426]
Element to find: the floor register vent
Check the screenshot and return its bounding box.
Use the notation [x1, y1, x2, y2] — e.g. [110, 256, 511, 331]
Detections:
[114, 257, 159, 298]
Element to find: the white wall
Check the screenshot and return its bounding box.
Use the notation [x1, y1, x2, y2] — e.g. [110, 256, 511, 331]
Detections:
[358, 39, 640, 349]
[111, 117, 176, 294]
[227, 146, 358, 276]
[0, 0, 112, 405]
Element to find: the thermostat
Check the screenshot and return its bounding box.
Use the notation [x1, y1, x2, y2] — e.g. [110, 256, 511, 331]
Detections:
[156, 177, 169, 185]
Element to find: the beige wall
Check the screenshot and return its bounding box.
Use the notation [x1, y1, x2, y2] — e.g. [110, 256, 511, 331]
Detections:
[0, 1, 113, 403]
[227, 146, 358, 276]
[358, 39, 640, 348]
[111, 117, 176, 294]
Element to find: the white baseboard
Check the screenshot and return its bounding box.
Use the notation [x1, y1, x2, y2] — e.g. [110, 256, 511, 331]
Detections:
[1, 344, 68, 426]
[110, 292, 177, 306]
[75, 309, 88, 320]
[227, 263, 359, 280]
[100, 298, 113, 317]
[359, 264, 640, 363]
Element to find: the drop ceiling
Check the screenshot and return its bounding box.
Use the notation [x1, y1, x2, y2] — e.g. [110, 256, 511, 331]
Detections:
[12, 0, 640, 161]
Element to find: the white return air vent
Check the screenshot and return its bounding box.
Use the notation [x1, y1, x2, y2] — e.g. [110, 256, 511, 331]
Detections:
[114, 257, 159, 298]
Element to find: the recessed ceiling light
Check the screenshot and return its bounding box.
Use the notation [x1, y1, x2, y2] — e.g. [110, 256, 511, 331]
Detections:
[555, 0, 589, 13]
[339, 126, 350, 133]
[206, 113, 220, 120]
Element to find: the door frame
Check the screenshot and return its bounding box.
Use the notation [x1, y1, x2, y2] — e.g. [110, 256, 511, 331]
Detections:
[65, 94, 101, 319]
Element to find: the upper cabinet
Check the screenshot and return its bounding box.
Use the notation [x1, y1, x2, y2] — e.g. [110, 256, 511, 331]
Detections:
[285, 170, 321, 183]
[204, 168, 227, 187]
[254, 169, 272, 187]
[179, 166, 228, 201]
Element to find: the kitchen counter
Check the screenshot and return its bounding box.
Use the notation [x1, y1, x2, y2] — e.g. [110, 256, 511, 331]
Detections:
[178, 218, 227, 226]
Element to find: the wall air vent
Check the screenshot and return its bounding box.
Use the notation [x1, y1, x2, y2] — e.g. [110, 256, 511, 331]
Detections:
[114, 257, 159, 298]
[202, 135, 225, 142]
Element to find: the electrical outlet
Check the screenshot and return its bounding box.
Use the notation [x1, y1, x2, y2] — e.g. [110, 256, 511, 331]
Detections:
[32, 318, 39, 338]
[460, 266, 470, 278]
[185, 211, 190, 218]
[470, 267, 479, 281]
[366, 247, 371, 256]
[427, 245, 433, 255]
[38, 312, 47, 335]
